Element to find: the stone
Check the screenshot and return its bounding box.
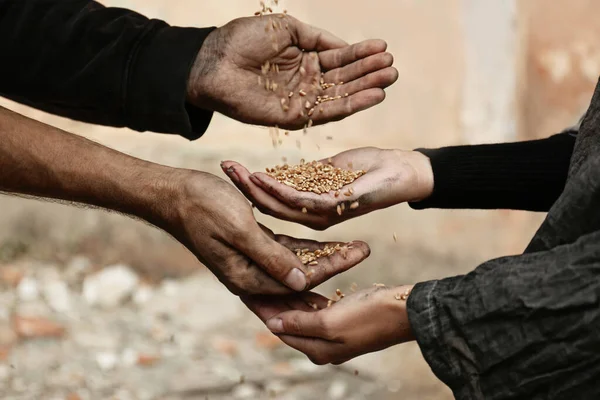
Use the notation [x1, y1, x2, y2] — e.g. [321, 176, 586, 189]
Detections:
[95, 351, 118, 371]
[254, 331, 282, 350]
[43, 280, 72, 313]
[233, 383, 260, 399]
[265, 380, 288, 397]
[83, 265, 138, 308]
[0, 266, 23, 287]
[159, 279, 179, 297]
[327, 380, 348, 400]
[136, 353, 160, 367]
[12, 315, 65, 339]
[212, 337, 238, 356]
[121, 348, 138, 367]
[17, 277, 39, 302]
[133, 285, 153, 306]
[65, 256, 92, 283]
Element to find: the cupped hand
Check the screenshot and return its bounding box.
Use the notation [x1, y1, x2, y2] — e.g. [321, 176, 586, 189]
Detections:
[222, 148, 433, 230]
[164, 169, 370, 296]
[187, 14, 398, 130]
[242, 284, 415, 365]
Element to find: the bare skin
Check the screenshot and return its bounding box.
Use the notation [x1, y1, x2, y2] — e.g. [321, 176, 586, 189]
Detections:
[188, 14, 399, 130]
[223, 147, 434, 230]
[0, 14, 398, 295]
[243, 284, 416, 365]
[0, 107, 370, 296]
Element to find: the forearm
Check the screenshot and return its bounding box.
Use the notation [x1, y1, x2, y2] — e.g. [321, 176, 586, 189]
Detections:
[0, 106, 178, 226]
[406, 230, 600, 399]
[0, 0, 214, 138]
[409, 133, 576, 211]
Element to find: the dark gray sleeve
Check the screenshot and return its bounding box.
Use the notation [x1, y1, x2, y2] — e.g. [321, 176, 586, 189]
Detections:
[407, 230, 600, 400]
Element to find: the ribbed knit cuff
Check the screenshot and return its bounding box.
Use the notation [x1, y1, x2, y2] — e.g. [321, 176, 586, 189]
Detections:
[409, 134, 576, 211]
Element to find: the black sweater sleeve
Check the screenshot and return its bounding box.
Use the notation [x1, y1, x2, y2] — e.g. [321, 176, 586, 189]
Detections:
[409, 133, 577, 212]
[0, 0, 215, 140]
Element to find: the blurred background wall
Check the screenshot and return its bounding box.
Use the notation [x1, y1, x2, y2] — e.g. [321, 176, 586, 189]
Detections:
[1, 1, 599, 399]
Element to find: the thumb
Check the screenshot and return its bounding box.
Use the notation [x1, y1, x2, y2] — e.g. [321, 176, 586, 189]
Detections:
[288, 15, 348, 51]
[236, 227, 309, 292]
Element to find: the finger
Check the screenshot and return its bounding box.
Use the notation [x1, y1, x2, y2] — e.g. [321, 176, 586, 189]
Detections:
[324, 67, 399, 98]
[237, 225, 311, 292]
[312, 88, 386, 125]
[319, 39, 388, 70]
[266, 309, 328, 337]
[316, 147, 379, 171]
[222, 161, 300, 214]
[242, 292, 328, 321]
[222, 161, 327, 227]
[241, 295, 293, 321]
[219, 164, 311, 291]
[323, 52, 394, 85]
[290, 16, 349, 51]
[251, 172, 338, 213]
[278, 335, 338, 365]
[251, 171, 367, 219]
[275, 236, 371, 288]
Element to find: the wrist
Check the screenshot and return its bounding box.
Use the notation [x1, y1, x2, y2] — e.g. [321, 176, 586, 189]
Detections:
[120, 164, 186, 230]
[186, 27, 224, 112]
[384, 285, 416, 344]
[391, 150, 434, 203]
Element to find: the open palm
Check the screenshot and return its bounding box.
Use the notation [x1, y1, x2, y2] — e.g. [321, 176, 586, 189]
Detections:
[189, 14, 399, 130]
[222, 148, 433, 230]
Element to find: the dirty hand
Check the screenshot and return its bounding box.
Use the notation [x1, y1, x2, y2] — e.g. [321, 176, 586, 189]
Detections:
[187, 14, 398, 130]
[163, 169, 371, 296]
[243, 284, 415, 365]
[222, 148, 433, 230]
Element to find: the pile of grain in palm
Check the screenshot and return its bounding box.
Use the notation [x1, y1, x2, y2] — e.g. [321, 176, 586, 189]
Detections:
[295, 243, 344, 266]
[266, 159, 365, 194]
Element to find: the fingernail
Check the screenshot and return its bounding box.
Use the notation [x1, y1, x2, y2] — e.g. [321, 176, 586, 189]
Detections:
[285, 268, 308, 291]
[226, 167, 240, 183]
[267, 318, 284, 333]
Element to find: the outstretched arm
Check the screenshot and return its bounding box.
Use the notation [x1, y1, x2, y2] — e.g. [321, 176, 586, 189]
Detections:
[223, 133, 575, 230]
[0, 1, 397, 138]
[0, 105, 371, 296]
[245, 230, 600, 398]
